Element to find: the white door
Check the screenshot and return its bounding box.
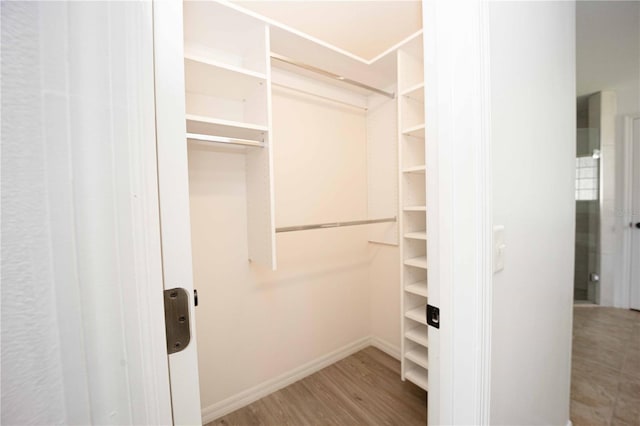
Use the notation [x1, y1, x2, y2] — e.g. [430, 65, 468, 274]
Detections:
[630, 117, 640, 310]
[153, 1, 203, 424]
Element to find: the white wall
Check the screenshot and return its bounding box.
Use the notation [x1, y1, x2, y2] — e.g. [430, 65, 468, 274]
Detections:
[191, 86, 382, 419]
[1, 3, 67, 423]
[1, 2, 171, 424]
[488, 2, 575, 424]
[576, 1, 640, 307]
[369, 244, 401, 356]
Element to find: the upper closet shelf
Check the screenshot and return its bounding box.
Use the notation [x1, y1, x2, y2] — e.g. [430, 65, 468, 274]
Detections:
[268, 25, 399, 93]
[183, 1, 269, 75]
[271, 53, 394, 99]
[401, 82, 424, 101]
[402, 123, 425, 138]
[186, 114, 268, 142]
[184, 55, 266, 101]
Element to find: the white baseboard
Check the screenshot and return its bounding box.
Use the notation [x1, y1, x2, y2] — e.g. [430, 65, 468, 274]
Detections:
[201, 336, 372, 424]
[567, 420, 573, 426]
[370, 336, 401, 360]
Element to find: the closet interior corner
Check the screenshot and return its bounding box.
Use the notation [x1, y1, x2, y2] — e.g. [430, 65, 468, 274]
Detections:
[177, 0, 433, 422]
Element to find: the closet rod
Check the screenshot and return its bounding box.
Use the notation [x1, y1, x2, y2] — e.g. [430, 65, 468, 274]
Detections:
[186, 133, 264, 148]
[270, 53, 395, 99]
[271, 82, 367, 111]
[276, 217, 396, 233]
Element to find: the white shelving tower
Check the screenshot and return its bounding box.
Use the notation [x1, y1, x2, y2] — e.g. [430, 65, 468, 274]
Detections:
[398, 35, 428, 391]
[183, 2, 277, 269]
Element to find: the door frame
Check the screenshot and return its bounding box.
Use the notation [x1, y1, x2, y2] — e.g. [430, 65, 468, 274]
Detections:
[138, 0, 495, 424]
[152, 0, 203, 424]
[621, 115, 640, 308]
[423, 0, 493, 424]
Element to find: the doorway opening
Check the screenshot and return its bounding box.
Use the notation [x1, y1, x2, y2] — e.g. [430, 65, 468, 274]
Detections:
[573, 104, 600, 305]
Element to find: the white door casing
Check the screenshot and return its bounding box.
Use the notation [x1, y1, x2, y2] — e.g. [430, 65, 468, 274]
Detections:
[423, 0, 493, 424]
[150, 0, 496, 423]
[626, 117, 640, 310]
[153, 1, 203, 424]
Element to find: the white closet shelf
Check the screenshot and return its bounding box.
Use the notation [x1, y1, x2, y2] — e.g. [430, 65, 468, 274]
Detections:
[186, 133, 263, 148]
[401, 82, 424, 101]
[184, 55, 266, 100]
[403, 205, 426, 212]
[405, 280, 428, 297]
[402, 124, 425, 138]
[405, 305, 427, 325]
[186, 115, 267, 142]
[405, 346, 429, 369]
[185, 52, 267, 80]
[402, 165, 426, 173]
[405, 366, 428, 391]
[405, 326, 428, 347]
[404, 231, 426, 241]
[404, 256, 427, 269]
[269, 25, 397, 94]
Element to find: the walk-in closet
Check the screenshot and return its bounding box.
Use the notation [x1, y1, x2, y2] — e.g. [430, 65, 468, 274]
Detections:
[155, 2, 434, 424]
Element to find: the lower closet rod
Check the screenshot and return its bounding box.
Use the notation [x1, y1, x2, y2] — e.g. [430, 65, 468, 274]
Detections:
[276, 217, 396, 233]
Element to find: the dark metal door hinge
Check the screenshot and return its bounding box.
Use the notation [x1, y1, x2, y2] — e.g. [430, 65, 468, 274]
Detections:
[164, 288, 191, 354]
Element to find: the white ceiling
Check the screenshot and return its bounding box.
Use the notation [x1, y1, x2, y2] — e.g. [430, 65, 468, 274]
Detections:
[231, 1, 422, 60]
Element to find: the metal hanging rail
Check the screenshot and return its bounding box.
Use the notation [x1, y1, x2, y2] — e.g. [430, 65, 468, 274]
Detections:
[271, 81, 368, 111]
[276, 217, 397, 233]
[186, 133, 264, 148]
[270, 53, 395, 99]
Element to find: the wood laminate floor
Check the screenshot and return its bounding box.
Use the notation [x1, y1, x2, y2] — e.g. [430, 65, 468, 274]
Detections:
[207, 347, 427, 426]
[571, 307, 640, 426]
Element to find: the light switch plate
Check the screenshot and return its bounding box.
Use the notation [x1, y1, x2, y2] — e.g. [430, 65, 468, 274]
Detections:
[493, 225, 505, 273]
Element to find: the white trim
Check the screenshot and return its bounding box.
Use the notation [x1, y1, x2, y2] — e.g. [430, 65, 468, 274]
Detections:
[567, 420, 573, 426]
[476, 2, 494, 424]
[422, 1, 441, 420]
[126, 2, 174, 422]
[152, 1, 203, 424]
[200, 337, 372, 423]
[370, 337, 402, 360]
[368, 30, 424, 65]
[423, 0, 493, 424]
[621, 115, 638, 309]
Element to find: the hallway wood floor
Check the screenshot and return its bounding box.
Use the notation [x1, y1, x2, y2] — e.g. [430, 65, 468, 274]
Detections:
[571, 307, 640, 426]
[208, 307, 640, 426]
[207, 347, 427, 426]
